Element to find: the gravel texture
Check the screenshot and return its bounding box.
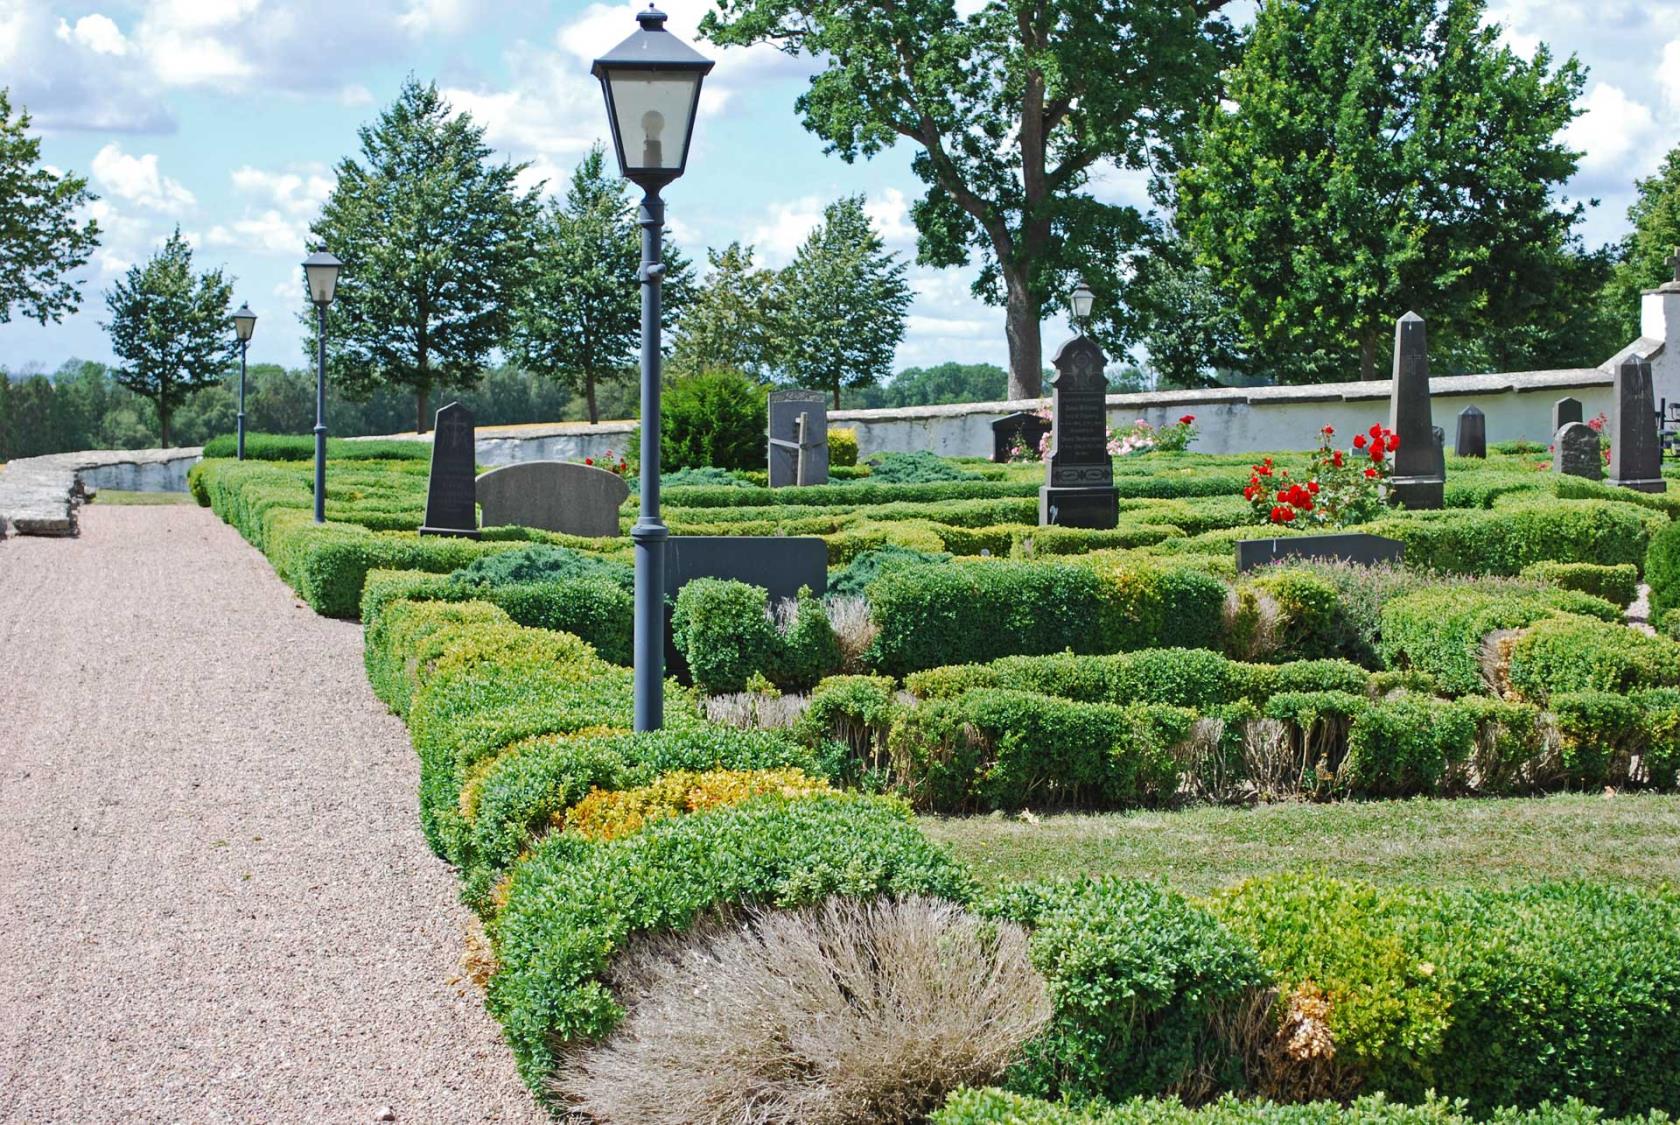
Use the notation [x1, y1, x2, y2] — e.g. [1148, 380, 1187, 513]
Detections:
[0, 506, 547, 1124]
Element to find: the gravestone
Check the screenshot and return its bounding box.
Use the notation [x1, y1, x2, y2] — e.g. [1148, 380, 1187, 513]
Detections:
[1552, 396, 1583, 435]
[1608, 353, 1668, 492]
[419, 401, 479, 538]
[1553, 422, 1603, 481]
[1455, 406, 1486, 458]
[767, 390, 829, 487]
[992, 411, 1051, 463]
[1386, 312, 1444, 510]
[1039, 335, 1118, 528]
[475, 460, 628, 537]
[1236, 533, 1405, 574]
[663, 535, 829, 671]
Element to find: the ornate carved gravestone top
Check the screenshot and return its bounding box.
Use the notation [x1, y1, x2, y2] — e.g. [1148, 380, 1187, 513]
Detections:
[992, 411, 1051, 463]
[1455, 406, 1486, 458]
[1553, 422, 1603, 481]
[1038, 335, 1117, 529]
[420, 401, 479, 538]
[1552, 396, 1584, 435]
[1608, 353, 1668, 493]
[1386, 312, 1444, 510]
[475, 460, 628, 537]
[767, 390, 829, 488]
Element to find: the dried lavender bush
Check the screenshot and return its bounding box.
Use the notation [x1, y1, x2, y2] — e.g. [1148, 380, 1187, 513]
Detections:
[552, 896, 1049, 1124]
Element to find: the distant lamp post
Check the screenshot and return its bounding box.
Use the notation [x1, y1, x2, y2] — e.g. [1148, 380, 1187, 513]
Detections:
[1069, 277, 1095, 335]
[231, 303, 257, 460]
[302, 251, 342, 524]
[593, 4, 714, 733]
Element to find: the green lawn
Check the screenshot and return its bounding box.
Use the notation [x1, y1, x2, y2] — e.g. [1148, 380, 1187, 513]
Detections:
[922, 793, 1680, 893]
[88, 489, 193, 505]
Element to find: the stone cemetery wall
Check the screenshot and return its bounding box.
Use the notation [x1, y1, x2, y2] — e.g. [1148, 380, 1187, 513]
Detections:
[0, 447, 202, 537]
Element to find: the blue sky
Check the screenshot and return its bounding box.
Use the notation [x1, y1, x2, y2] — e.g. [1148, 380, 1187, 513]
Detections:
[2, 0, 1678, 379]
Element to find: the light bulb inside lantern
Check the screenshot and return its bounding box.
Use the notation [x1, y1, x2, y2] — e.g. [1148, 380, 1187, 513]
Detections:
[641, 109, 665, 168]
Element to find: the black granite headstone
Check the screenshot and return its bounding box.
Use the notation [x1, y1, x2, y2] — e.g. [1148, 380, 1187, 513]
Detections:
[1386, 312, 1444, 510]
[419, 401, 479, 538]
[1455, 406, 1486, 458]
[767, 390, 829, 487]
[662, 535, 829, 672]
[1552, 396, 1583, 435]
[1554, 422, 1602, 481]
[1608, 353, 1668, 493]
[1236, 533, 1405, 573]
[992, 411, 1052, 463]
[1039, 335, 1117, 529]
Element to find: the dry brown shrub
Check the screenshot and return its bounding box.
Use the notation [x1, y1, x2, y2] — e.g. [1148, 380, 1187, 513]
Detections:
[826, 595, 879, 672]
[460, 918, 498, 990]
[703, 691, 810, 730]
[1479, 627, 1523, 698]
[1174, 717, 1248, 803]
[1242, 983, 1358, 1104]
[551, 896, 1050, 1124]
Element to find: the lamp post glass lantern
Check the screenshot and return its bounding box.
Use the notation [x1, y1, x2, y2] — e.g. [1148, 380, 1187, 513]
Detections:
[303, 251, 342, 524]
[593, 5, 713, 733]
[231, 303, 256, 460]
[1069, 277, 1095, 333]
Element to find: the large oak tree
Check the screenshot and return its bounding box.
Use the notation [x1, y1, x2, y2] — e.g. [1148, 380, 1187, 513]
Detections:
[309, 79, 539, 433]
[0, 89, 99, 326]
[702, 0, 1234, 400]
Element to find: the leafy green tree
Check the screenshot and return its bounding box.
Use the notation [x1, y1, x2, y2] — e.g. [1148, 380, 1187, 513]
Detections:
[0, 89, 99, 326]
[309, 78, 539, 433]
[1179, 0, 1588, 383]
[703, 0, 1233, 400]
[511, 145, 692, 424]
[775, 195, 911, 407]
[1607, 146, 1680, 341]
[102, 230, 235, 447]
[669, 241, 783, 380]
[1129, 226, 1246, 388]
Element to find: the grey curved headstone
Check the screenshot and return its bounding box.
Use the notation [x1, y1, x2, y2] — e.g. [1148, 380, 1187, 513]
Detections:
[1554, 422, 1603, 481]
[475, 460, 629, 537]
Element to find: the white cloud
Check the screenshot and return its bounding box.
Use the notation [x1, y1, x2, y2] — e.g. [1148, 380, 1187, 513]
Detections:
[208, 163, 334, 257]
[339, 83, 375, 107]
[399, 0, 475, 35]
[1660, 40, 1680, 116]
[208, 211, 307, 256]
[749, 189, 918, 266]
[229, 165, 334, 216]
[1562, 82, 1660, 187]
[90, 144, 196, 213]
[55, 13, 129, 56]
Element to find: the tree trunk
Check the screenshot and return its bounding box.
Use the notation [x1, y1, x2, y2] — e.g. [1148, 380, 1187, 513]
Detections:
[1004, 271, 1043, 400]
[585, 372, 600, 426]
[416, 384, 430, 435]
[832, 385, 841, 409]
[1360, 331, 1378, 382]
[158, 403, 171, 449]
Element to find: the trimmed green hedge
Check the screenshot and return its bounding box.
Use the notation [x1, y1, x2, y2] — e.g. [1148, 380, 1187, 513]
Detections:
[1519, 561, 1640, 607]
[865, 561, 1226, 677]
[1367, 500, 1657, 576]
[933, 1091, 1668, 1125]
[1505, 615, 1680, 702]
[1650, 517, 1680, 620]
[486, 792, 973, 1092]
[200, 432, 431, 461]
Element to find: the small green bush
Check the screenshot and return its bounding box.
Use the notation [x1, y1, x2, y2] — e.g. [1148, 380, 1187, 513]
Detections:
[671, 578, 781, 694]
[655, 369, 768, 472]
[932, 1091, 1665, 1125]
[1518, 561, 1639, 607]
[869, 450, 983, 483]
[486, 792, 973, 1092]
[985, 879, 1265, 1104]
[1368, 500, 1655, 577]
[1649, 517, 1680, 620]
[828, 427, 859, 467]
[1504, 614, 1680, 702]
[1342, 694, 1479, 796]
[772, 587, 843, 690]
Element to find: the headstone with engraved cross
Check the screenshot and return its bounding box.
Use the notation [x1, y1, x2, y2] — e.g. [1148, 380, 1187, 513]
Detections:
[419, 401, 480, 537]
[1386, 312, 1444, 510]
[1608, 353, 1668, 493]
[767, 389, 829, 487]
[1039, 334, 1118, 528]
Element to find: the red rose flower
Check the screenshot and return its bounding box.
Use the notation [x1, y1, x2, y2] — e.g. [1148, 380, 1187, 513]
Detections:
[1386, 433, 1399, 451]
[1364, 467, 1378, 478]
[1353, 434, 1367, 449]
[1276, 490, 1289, 503]
[1332, 450, 1344, 467]
[1279, 507, 1296, 522]
[1323, 425, 1335, 436]
[1263, 457, 1273, 466]
[1371, 447, 1384, 463]
[1369, 423, 1383, 438]
[584, 457, 594, 465]
[1307, 480, 1320, 494]
[1179, 414, 1196, 425]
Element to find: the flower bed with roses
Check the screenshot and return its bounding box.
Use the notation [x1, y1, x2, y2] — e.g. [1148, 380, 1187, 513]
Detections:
[1244, 424, 1398, 527]
[1010, 411, 1199, 462]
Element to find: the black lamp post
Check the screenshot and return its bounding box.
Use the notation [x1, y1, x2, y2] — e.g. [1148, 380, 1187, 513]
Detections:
[1069, 277, 1095, 336]
[303, 251, 342, 524]
[593, 5, 714, 733]
[231, 303, 257, 460]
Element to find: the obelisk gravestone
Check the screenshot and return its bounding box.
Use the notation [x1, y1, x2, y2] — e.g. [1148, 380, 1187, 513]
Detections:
[419, 401, 480, 537]
[1608, 353, 1668, 493]
[1387, 312, 1444, 509]
[1039, 335, 1118, 528]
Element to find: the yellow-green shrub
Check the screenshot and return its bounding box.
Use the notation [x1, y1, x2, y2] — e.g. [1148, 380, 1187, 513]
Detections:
[562, 767, 830, 841]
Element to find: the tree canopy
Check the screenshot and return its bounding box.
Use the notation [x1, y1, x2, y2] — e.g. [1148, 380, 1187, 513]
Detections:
[669, 242, 783, 381]
[511, 145, 693, 424]
[0, 89, 100, 326]
[1607, 145, 1680, 341]
[309, 78, 539, 433]
[776, 195, 912, 407]
[102, 229, 235, 447]
[702, 0, 1234, 401]
[1178, 0, 1598, 383]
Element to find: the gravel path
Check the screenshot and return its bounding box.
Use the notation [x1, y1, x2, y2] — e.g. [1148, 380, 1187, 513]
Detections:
[0, 506, 547, 1124]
